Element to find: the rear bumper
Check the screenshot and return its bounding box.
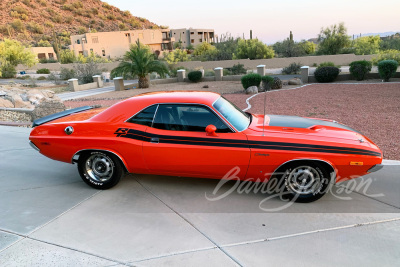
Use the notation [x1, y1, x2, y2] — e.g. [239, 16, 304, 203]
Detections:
[368, 164, 383, 173]
[29, 141, 40, 152]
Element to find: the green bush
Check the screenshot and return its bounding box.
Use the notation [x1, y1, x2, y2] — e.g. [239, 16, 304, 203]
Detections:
[377, 60, 399, 82]
[318, 62, 336, 68]
[37, 76, 47, 80]
[60, 68, 76, 80]
[314, 66, 340, 83]
[372, 49, 400, 65]
[241, 73, 262, 89]
[261, 75, 274, 91]
[282, 62, 302, 75]
[204, 69, 215, 77]
[39, 58, 58, 63]
[230, 63, 246, 75]
[271, 77, 283, 89]
[349, 60, 372, 81]
[188, 70, 202, 83]
[1, 65, 17, 78]
[37, 68, 50, 74]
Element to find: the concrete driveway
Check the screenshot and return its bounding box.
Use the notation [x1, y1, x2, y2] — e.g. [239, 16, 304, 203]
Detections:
[0, 126, 399, 266]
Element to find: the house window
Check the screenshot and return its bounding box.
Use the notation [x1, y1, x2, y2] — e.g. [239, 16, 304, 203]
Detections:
[102, 49, 105, 56]
[79, 51, 83, 55]
[125, 33, 130, 37]
[38, 53, 46, 59]
[191, 39, 194, 43]
[191, 32, 194, 35]
[48, 53, 54, 59]
[92, 37, 99, 43]
[199, 39, 202, 42]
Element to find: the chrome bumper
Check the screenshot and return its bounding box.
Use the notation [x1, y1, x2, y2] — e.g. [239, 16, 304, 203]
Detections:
[368, 164, 383, 173]
[29, 141, 40, 152]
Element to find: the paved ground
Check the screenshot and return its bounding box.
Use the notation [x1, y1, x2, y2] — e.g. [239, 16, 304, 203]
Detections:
[0, 126, 399, 266]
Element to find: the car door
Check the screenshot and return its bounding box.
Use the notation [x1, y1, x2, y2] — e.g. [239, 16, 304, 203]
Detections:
[142, 104, 251, 179]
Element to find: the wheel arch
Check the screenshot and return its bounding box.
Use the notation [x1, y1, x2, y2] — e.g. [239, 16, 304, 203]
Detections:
[72, 149, 129, 173]
[272, 158, 337, 179]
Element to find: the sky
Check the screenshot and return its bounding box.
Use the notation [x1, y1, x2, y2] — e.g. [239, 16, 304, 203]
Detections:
[105, 0, 400, 44]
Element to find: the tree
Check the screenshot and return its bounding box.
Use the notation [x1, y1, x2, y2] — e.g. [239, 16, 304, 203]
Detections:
[299, 40, 316, 55]
[193, 42, 216, 56]
[59, 49, 76, 64]
[111, 40, 169, 88]
[317, 22, 350, 55]
[234, 39, 274, 60]
[213, 34, 239, 61]
[353, 36, 381, 55]
[163, 49, 189, 64]
[0, 39, 37, 78]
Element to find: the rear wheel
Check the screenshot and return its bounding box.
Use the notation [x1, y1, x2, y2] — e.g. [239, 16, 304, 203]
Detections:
[78, 151, 123, 189]
[277, 162, 333, 203]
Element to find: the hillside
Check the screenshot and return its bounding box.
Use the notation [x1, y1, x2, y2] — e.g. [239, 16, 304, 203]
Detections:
[0, 0, 163, 47]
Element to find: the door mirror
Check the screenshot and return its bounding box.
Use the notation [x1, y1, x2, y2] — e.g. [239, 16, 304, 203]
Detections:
[205, 124, 218, 136]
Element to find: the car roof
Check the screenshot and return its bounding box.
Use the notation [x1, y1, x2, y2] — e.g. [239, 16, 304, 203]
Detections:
[91, 91, 222, 122]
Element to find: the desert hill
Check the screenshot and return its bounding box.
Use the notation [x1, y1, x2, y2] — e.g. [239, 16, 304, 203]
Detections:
[0, 0, 163, 47]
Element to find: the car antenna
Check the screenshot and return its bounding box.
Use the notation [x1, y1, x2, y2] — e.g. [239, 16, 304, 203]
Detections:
[262, 83, 267, 136]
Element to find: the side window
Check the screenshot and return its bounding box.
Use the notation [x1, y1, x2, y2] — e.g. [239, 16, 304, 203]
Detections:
[153, 104, 232, 132]
[127, 105, 157, 126]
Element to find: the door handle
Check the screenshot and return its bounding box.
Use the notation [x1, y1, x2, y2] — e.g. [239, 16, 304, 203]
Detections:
[150, 137, 159, 143]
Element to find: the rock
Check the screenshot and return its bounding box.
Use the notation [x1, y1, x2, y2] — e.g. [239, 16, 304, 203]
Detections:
[31, 100, 66, 120]
[41, 90, 55, 98]
[246, 86, 258, 95]
[288, 78, 303, 85]
[0, 98, 14, 108]
[202, 85, 209, 88]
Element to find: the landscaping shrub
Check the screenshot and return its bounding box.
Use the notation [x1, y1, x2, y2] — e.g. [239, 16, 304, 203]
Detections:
[349, 60, 372, 81]
[39, 58, 58, 63]
[1, 65, 17, 78]
[231, 63, 246, 75]
[47, 73, 61, 85]
[37, 68, 50, 74]
[60, 68, 76, 80]
[241, 73, 261, 90]
[318, 62, 336, 68]
[37, 76, 46, 80]
[377, 60, 399, 82]
[282, 62, 302, 75]
[204, 69, 215, 77]
[261, 75, 274, 91]
[372, 49, 400, 65]
[188, 70, 202, 82]
[271, 77, 283, 89]
[314, 66, 340, 83]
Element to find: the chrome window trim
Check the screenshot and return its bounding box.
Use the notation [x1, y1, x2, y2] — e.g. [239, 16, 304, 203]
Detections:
[151, 104, 160, 128]
[126, 102, 236, 133]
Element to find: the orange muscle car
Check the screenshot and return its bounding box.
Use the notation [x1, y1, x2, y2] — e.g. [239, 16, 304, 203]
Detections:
[29, 91, 383, 202]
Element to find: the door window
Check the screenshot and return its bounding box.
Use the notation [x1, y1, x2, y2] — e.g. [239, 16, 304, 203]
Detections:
[152, 104, 232, 132]
[127, 105, 158, 126]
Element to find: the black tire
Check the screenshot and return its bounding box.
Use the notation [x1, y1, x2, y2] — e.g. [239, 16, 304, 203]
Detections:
[276, 162, 333, 203]
[78, 151, 123, 190]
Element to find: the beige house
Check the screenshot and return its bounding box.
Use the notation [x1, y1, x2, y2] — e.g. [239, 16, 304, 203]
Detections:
[70, 29, 174, 59]
[170, 28, 215, 49]
[30, 47, 57, 61]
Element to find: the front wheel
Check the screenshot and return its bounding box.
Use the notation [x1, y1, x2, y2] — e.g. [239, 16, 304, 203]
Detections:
[78, 151, 123, 189]
[278, 162, 333, 203]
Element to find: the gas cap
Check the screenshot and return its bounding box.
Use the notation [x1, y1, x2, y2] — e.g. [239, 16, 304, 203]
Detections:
[65, 126, 74, 135]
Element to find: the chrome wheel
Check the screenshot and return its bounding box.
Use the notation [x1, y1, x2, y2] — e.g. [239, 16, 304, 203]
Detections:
[85, 154, 114, 182]
[286, 165, 322, 195]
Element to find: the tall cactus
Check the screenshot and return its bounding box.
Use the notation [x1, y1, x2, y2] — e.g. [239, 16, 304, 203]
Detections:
[250, 30, 253, 40]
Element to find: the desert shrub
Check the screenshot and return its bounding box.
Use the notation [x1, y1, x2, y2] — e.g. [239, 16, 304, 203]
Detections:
[47, 73, 61, 84]
[372, 49, 400, 65]
[77, 27, 86, 34]
[241, 73, 262, 90]
[65, 16, 73, 23]
[91, 8, 99, 15]
[11, 19, 25, 32]
[377, 60, 399, 82]
[72, 1, 83, 9]
[12, 6, 28, 15]
[271, 77, 283, 89]
[314, 66, 340, 83]
[261, 75, 274, 91]
[37, 76, 46, 80]
[39, 58, 58, 63]
[223, 69, 231, 76]
[44, 21, 54, 28]
[1, 65, 17, 78]
[107, 14, 116, 20]
[118, 23, 128, 31]
[188, 71, 202, 82]
[60, 68, 76, 80]
[27, 22, 43, 34]
[62, 4, 74, 11]
[282, 62, 302, 74]
[204, 69, 215, 77]
[39, 0, 46, 6]
[73, 60, 102, 84]
[318, 62, 336, 68]
[51, 15, 62, 23]
[16, 75, 31, 80]
[230, 63, 246, 75]
[349, 60, 372, 81]
[37, 68, 50, 74]
[102, 2, 112, 9]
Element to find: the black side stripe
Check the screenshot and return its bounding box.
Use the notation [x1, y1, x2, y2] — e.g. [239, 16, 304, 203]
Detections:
[114, 128, 381, 157]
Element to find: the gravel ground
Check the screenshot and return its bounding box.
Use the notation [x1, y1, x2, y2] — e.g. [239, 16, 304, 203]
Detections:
[64, 81, 399, 160]
[225, 83, 400, 160]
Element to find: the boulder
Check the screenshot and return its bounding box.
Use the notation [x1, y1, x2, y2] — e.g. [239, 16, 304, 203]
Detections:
[245, 86, 258, 95]
[31, 100, 66, 120]
[0, 98, 14, 108]
[288, 78, 303, 85]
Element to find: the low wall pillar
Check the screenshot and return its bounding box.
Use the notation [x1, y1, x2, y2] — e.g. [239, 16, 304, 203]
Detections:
[113, 77, 125, 91]
[93, 75, 103, 88]
[177, 69, 186, 82]
[68, 78, 79, 92]
[301, 66, 309, 84]
[257, 65, 265, 76]
[214, 67, 223, 81]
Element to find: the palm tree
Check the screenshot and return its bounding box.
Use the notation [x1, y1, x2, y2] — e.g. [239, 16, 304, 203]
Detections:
[111, 40, 169, 88]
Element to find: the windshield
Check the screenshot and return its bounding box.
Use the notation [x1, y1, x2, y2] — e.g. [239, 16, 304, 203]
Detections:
[213, 97, 250, 132]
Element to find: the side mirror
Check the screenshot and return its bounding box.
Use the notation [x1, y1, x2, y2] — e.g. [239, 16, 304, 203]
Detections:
[205, 124, 218, 136]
